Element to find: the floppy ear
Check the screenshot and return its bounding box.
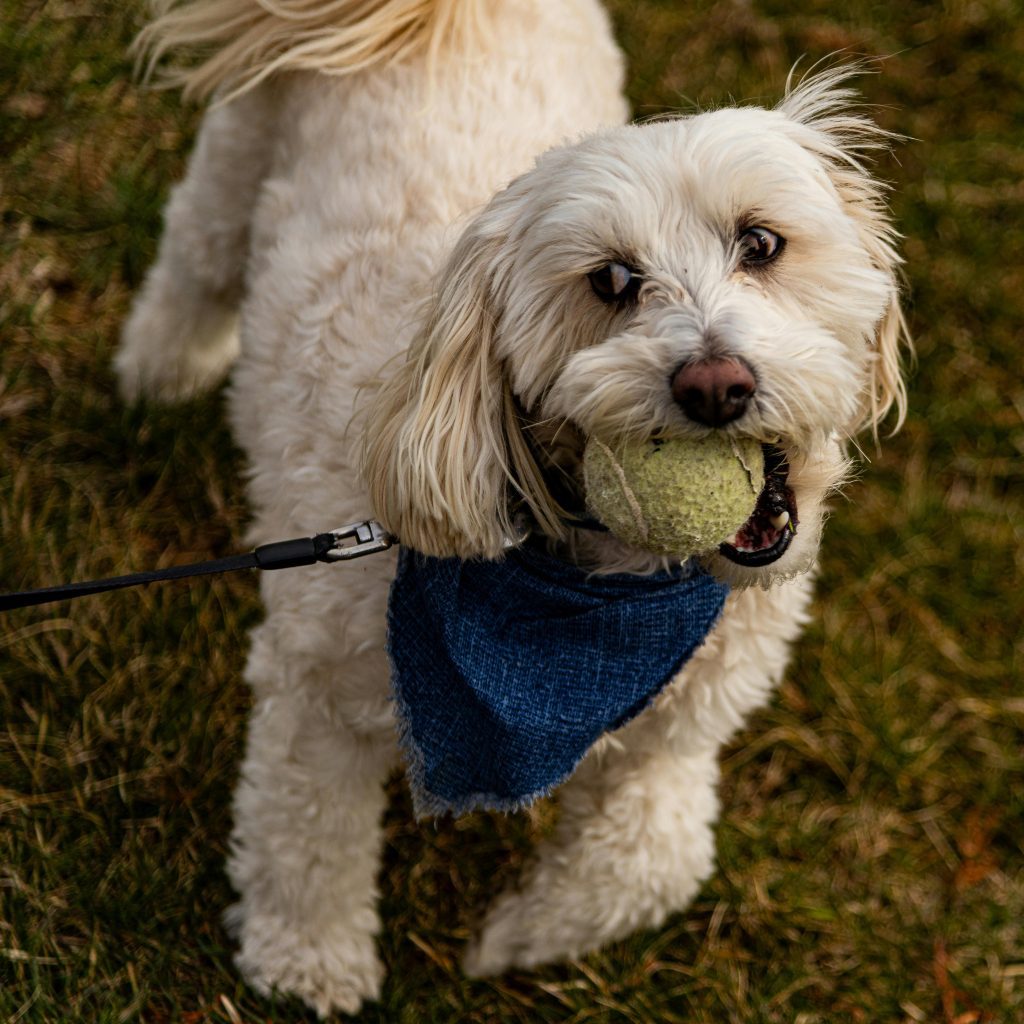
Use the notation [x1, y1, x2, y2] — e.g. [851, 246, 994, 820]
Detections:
[361, 202, 561, 559]
[777, 65, 910, 437]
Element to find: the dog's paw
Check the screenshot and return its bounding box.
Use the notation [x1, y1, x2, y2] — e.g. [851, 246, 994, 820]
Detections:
[115, 342, 236, 404]
[463, 885, 599, 977]
[464, 823, 714, 977]
[228, 908, 384, 1018]
[462, 889, 537, 977]
[115, 302, 239, 404]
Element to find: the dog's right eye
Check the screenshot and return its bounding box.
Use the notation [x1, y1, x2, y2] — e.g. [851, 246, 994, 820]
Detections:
[588, 262, 641, 304]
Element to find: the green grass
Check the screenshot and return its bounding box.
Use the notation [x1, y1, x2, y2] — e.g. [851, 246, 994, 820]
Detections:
[2, 0, 1022, 1021]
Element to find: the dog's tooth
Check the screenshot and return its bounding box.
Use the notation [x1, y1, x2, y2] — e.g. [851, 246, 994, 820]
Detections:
[770, 510, 790, 530]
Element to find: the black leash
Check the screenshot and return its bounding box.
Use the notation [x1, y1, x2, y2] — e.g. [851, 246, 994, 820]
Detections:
[0, 520, 393, 613]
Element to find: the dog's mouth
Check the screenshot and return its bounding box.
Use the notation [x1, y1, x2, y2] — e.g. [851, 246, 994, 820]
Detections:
[718, 444, 797, 567]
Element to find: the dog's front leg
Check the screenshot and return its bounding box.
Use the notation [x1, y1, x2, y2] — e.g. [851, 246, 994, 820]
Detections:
[463, 733, 721, 977]
[465, 579, 814, 976]
[224, 570, 398, 1017]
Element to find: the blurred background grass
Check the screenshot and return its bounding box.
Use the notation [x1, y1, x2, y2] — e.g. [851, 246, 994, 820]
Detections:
[1, 0, 1022, 1021]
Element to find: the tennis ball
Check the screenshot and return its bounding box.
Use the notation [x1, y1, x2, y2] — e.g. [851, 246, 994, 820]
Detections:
[583, 434, 763, 556]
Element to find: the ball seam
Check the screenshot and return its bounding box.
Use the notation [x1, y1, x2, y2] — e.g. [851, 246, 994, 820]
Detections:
[590, 436, 649, 544]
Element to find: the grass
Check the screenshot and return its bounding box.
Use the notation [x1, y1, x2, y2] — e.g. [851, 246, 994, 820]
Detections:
[1, 0, 1022, 1021]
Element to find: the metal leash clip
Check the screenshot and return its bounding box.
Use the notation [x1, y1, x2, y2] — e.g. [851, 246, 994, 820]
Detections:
[322, 520, 395, 561]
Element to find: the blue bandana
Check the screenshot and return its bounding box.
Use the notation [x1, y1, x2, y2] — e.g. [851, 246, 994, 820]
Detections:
[386, 543, 729, 817]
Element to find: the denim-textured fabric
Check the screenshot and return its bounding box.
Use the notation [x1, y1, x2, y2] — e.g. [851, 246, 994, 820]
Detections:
[387, 543, 729, 817]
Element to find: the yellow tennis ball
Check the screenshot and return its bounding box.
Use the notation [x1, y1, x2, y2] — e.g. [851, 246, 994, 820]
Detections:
[583, 434, 764, 556]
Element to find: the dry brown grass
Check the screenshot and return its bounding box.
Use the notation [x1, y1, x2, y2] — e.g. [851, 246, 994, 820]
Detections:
[2, 0, 1022, 1021]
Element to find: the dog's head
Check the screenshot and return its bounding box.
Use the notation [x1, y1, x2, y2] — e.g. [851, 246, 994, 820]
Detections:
[363, 69, 907, 584]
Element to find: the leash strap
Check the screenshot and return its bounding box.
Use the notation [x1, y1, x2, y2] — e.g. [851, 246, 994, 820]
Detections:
[0, 520, 393, 613]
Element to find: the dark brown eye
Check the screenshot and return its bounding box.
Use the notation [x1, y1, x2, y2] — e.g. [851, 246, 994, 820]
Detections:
[588, 261, 641, 304]
[739, 226, 784, 264]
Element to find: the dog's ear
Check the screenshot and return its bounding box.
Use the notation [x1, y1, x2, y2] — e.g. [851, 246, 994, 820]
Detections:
[361, 200, 561, 559]
[777, 65, 910, 436]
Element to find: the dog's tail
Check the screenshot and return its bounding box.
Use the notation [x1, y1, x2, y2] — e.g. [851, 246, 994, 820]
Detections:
[134, 0, 486, 102]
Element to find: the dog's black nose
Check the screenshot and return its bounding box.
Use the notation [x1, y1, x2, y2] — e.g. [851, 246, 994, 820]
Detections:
[671, 357, 756, 426]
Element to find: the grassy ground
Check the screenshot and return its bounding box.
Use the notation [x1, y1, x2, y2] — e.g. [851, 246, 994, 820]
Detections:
[1, 0, 1022, 1021]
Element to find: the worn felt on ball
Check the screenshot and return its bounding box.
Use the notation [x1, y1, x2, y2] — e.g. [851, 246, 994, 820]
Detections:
[583, 434, 764, 556]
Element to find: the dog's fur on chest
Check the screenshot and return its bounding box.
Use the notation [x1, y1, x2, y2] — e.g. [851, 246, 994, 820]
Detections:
[116, 0, 906, 1015]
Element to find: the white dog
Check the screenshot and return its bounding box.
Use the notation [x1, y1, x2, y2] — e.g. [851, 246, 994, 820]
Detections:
[116, 0, 906, 1015]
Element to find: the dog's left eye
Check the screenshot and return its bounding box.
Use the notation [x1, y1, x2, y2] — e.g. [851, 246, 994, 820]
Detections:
[738, 226, 784, 264]
[588, 261, 641, 304]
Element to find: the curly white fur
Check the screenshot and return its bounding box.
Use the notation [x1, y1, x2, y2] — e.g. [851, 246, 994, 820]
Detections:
[117, 1, 906, 1015]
